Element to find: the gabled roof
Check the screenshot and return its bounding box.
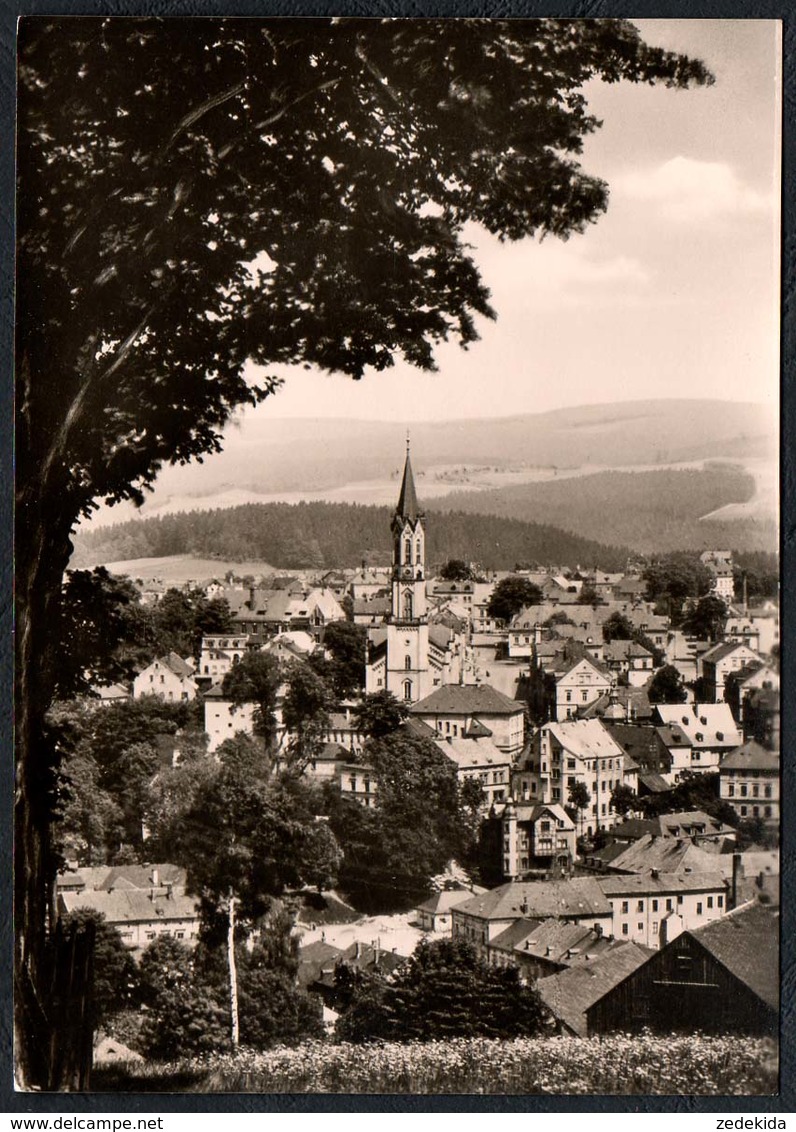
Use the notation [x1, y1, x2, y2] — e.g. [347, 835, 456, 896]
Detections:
[637, 772, 671, 794]
[157, 652, 194, 678]
[610, 811, 734, 840]
[688, 903, 778, 1009]
[437, 736, 510, 770]
[494, 917, 618, 966]
[537, 943, 651, 1035]
[655, 723, 692, 749]
[486, 917, 545, 953]
[454, 878, 612, 922]
[590, 834, 720, 877]
[59, 888, 199, 925]
[654, 704, 741, 749]
[556, 652, 611, 681]
[411, 684, 524, 716]
[602, 640, 653, 662]
[428, 624, 454, 650]
[721, 740, 779, 772]
[416, 889, 481, 916]
[544, 719, 625, 762]
[701, 641, 759, 666]
[99, 864, 186, 892]
[405, 716, 438, 740]
[465, 718, 493, 738]
[597, 871, 726, 897]
[581, 686, 653, 722]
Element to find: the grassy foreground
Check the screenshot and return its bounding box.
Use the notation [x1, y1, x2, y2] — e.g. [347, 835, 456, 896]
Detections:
[93, 1034, 778, 1095]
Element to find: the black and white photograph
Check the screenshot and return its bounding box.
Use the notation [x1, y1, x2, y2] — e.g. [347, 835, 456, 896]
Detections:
[14, 16, 781, 1096]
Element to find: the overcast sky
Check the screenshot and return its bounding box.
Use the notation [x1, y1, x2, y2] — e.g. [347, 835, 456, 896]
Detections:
[243, 18, 780, 427]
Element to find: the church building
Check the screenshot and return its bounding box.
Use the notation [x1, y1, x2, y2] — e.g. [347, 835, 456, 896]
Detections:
[365, 443, 463, 703]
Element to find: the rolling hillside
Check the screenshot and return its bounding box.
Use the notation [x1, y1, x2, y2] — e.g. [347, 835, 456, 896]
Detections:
[425, 466, 777, 555]
[71, 501, 631, 573]
[81, 399, 776, 528]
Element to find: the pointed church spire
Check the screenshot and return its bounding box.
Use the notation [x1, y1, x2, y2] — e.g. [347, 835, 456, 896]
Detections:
[396, 434, 421, 522]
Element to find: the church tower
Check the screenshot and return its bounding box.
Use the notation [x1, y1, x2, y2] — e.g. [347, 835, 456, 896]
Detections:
[385, 439, 431, 703]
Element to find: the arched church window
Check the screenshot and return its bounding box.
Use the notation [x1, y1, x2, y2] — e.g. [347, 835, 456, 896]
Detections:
[405, 656, 412, 670]
[403, 680, 413, 701]
[415, 540, 422, 564]
[404, 539, 412, 564]
[403, 590, 413, 620]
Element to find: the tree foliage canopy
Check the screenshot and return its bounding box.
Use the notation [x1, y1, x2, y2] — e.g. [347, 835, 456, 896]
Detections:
[19, 18, 711, 523]
[487, 576, 543, 623]
[337, 936, 549, 1043]
[647, 663, 688, 705]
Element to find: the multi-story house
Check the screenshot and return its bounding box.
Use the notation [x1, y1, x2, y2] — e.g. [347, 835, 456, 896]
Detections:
[133, 653, 197, 703]
[700, 550, 735, 600]
[700, 641, 764, 704]
[720, 739, 779, 826]
[434, 735, 513, 807]
[487, 917, 620, 979]
[601, 640, 655, 687]
[595, 872, 728, 949]
[196, 635, 249, 682]
[410, 684, 526, 758]
[553, 655, 612, 720]
[480, 800, 576, 881]
[513, 719, 630, 834]
[653, 703, 742, 773]
[452, 879, 614, 953]
[58, 883, 201, 952]
[339, 761, 377, 808]
[203, 686, 259, 753]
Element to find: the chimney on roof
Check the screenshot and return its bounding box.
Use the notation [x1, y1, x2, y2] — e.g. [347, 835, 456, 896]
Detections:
[249, 585, 256, 610]
[730, 851, 742, 911]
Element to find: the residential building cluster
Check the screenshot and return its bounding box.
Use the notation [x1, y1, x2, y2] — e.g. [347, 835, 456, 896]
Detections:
[72, 446, 779, 1042]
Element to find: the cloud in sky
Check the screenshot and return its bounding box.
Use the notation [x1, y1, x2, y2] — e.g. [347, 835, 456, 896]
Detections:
[615, 156, 773, 223]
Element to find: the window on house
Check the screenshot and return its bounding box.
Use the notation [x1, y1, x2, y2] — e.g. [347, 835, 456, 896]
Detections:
[707, 896, 713, 908]
[765, 785, 772, 798]
[696, 902, 703, 915]
[622, 924, 629, 936]
[636, 900, 644, 913]
[652, 900, 658, 912]
[621, 901, 629, 914]
[637, 923, 643, 932]
[718, 895, 724, 907]
[666, 899, 673, 911]
[566, 691, 572, 702]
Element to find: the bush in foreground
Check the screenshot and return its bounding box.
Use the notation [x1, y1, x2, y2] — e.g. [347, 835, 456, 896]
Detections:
[92, 1033, 778, 1095]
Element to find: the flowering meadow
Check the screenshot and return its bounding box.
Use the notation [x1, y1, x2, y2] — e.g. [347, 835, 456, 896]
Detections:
[93, 1033, 778, 1095]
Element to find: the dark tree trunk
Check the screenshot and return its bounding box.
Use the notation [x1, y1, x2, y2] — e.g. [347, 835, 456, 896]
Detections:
[15, 471, 78, 1089]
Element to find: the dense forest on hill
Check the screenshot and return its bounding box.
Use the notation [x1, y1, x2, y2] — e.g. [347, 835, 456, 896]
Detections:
[71, 502, 631, 573]
[425, 466, 776, 554]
